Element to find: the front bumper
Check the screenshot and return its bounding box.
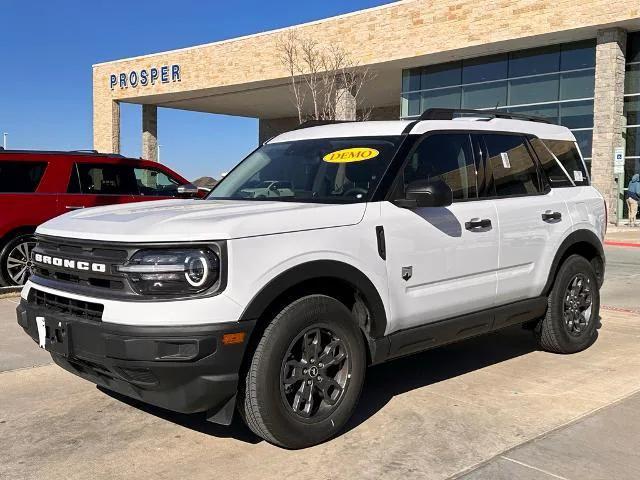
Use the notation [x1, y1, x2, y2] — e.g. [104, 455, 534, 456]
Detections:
[17, 299, 255, 423]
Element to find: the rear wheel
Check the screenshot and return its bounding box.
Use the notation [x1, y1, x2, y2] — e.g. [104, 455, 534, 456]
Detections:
[536, 255, 600, 353]
[0, 233, 36, 286]
[238, 295, 366, 449]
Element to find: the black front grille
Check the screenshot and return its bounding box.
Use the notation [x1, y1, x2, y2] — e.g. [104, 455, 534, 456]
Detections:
[28, 288, 104, 321]
[32, 236, 130, 293]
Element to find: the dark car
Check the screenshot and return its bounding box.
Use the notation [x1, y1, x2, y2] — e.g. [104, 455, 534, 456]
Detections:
[0, 150, 201, 286]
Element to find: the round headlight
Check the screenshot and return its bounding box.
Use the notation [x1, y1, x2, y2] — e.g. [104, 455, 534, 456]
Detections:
[185, 255, 208, 287]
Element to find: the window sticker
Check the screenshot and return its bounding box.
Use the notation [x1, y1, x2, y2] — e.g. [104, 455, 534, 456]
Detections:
[573, 170, 584, 182]
[500, 152, 511, 168]
[323, 147, 380, 163]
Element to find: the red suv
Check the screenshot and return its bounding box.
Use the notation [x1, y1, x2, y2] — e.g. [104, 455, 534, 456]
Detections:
[0, 150, 202, 286]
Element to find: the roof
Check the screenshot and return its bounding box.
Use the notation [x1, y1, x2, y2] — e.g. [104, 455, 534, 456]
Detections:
[267, 118, 576, 143]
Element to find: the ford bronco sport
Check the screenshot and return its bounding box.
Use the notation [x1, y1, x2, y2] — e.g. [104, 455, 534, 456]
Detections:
[17, 109, 605, 449]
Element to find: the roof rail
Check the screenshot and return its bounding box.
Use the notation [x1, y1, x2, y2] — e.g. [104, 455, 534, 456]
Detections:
[419, 108, 552, 124]
[0, 149, 125, 157]
[70, 149, 99, 154]
[295, 119, 356, 130]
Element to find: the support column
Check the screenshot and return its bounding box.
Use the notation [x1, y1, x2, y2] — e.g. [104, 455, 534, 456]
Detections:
[93, 99, 120, 154]
[591, 28, 627, 220]
[142, 105, 158, 161]
[335, 86, 356, 121]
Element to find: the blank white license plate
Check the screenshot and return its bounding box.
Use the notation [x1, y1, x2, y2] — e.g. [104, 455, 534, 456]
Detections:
[36, 316, 46, 348]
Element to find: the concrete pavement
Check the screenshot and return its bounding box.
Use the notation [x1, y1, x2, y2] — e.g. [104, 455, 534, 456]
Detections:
[2, 246, 640, 480]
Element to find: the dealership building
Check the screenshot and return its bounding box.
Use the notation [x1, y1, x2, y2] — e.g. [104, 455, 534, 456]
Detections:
[92, 0, 640, 219]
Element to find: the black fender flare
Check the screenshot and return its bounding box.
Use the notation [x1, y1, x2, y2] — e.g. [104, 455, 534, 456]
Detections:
[542, 229, 605, 294]
[239, 260, 388, 338]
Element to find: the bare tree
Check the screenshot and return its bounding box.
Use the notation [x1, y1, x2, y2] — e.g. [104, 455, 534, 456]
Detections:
[277, 32, 375, 123]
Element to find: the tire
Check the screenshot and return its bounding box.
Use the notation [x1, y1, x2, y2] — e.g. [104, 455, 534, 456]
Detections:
[0, 233, 37, 287]
[238, 294, 366, 449]
[535, 255, 600, 354]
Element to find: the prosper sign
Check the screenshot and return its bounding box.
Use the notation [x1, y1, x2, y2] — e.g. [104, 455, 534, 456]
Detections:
[110, 64, 181, 90]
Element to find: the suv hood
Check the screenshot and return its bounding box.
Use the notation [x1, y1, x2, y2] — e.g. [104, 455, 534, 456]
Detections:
[37, 199, 367, 242]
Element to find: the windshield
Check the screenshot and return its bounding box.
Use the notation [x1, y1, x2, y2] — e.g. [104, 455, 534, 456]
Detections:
[208, 136, 403, 203]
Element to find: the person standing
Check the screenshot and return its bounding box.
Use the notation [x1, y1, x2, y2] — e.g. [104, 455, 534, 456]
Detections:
[628, 174, 640, 227]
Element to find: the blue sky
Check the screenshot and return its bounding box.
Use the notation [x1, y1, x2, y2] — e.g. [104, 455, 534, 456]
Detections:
[0, 0, 393, 180]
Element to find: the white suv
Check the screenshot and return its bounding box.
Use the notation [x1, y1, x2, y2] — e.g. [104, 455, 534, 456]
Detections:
[17, 109, 606, 449]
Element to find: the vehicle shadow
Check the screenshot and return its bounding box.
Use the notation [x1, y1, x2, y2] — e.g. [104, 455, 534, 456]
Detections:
[100, 325, 537, 445]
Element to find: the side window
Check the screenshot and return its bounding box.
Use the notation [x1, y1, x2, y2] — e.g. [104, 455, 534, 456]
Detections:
[134, 168, 181, 196]
[529, 138, 573, 188]
[0, 161, 47, 192]
[67, 164, 81, 193]
[403, 133, 477, 201]
[542, 139, 589, 186]
[75, 164, 138, 195]
[483, 134, 541, 197]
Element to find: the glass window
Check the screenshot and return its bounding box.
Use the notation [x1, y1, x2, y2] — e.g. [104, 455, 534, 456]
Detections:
[135, 168, 181, 196]
[560, 70, 595, 100]
[530, 138, 573, 187]
[507, 104, 559, 124]
[402, 92, 421, 117]
[509, 46, 560, 77]
[484, 134, 541, 196]
[421, 87, 462, 110]
[540, 139, 589, 186]
[421, 61, 462, 90]
[209, 137, 403, 203]
[627, 127, 640, 158]
[624, 64, 640, 95]
[402, 69, 421, 92]
[560, 40, 596, 70]
[573, 130, 593, 158]
[627, 31, 640, 64]
[76, 164, 138, 195]
[509, 75, 559, 105]
[560, 101, 594, 129]
[0, 161, 46, 193]
[462, 81, 507, 109]
[625, 96, 640, 126]
[462, 54, 508, 83]
[67, 165, 81, 193]
[403, 133, 476, 201]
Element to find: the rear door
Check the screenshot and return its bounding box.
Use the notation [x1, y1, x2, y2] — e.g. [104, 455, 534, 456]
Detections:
[480, 133, 572, 305]
[381, 132, 499, 333]
[56, 162, 136, 213]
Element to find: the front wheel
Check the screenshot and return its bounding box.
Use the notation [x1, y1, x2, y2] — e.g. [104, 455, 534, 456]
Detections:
[0, 233, 36, 286]
[238, 295, 366, 449]
[535, 255, 600, 353]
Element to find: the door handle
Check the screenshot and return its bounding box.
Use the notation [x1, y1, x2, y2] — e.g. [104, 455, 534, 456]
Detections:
[465, 218, 492, 231]
[65, 206, 85, 210]
[542, 210, 562, 222]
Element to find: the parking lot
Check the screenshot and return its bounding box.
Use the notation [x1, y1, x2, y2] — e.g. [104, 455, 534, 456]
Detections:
[2, 245, 640, 480]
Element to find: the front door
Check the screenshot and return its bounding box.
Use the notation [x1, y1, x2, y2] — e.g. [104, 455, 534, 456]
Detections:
[381, 132, 499, 333]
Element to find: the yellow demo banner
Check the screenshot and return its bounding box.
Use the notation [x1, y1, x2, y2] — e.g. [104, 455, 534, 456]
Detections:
[323, 147, 380, 163]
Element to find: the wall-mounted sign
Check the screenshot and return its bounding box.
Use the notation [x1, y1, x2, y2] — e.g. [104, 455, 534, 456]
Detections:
[614, 146, 625, 174]
[110, 64, 180, 90]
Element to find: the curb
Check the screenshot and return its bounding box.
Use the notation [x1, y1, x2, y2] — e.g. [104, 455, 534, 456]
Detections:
[0, 287, 21, 299]
[604, 240, 640, 248]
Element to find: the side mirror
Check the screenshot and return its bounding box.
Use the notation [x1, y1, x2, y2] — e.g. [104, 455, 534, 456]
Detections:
[177, 183, 199, 195]
[394, 179, 453, 208]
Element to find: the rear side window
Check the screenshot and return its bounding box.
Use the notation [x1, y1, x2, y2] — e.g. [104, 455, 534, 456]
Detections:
[541, 139, 589, 186]
[0, 161, 46, 192]
[75, 164, 138, 195]
[483, 134, 541, 197]
[403, 133, 477, 201]
[529, 138, 574, 187]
